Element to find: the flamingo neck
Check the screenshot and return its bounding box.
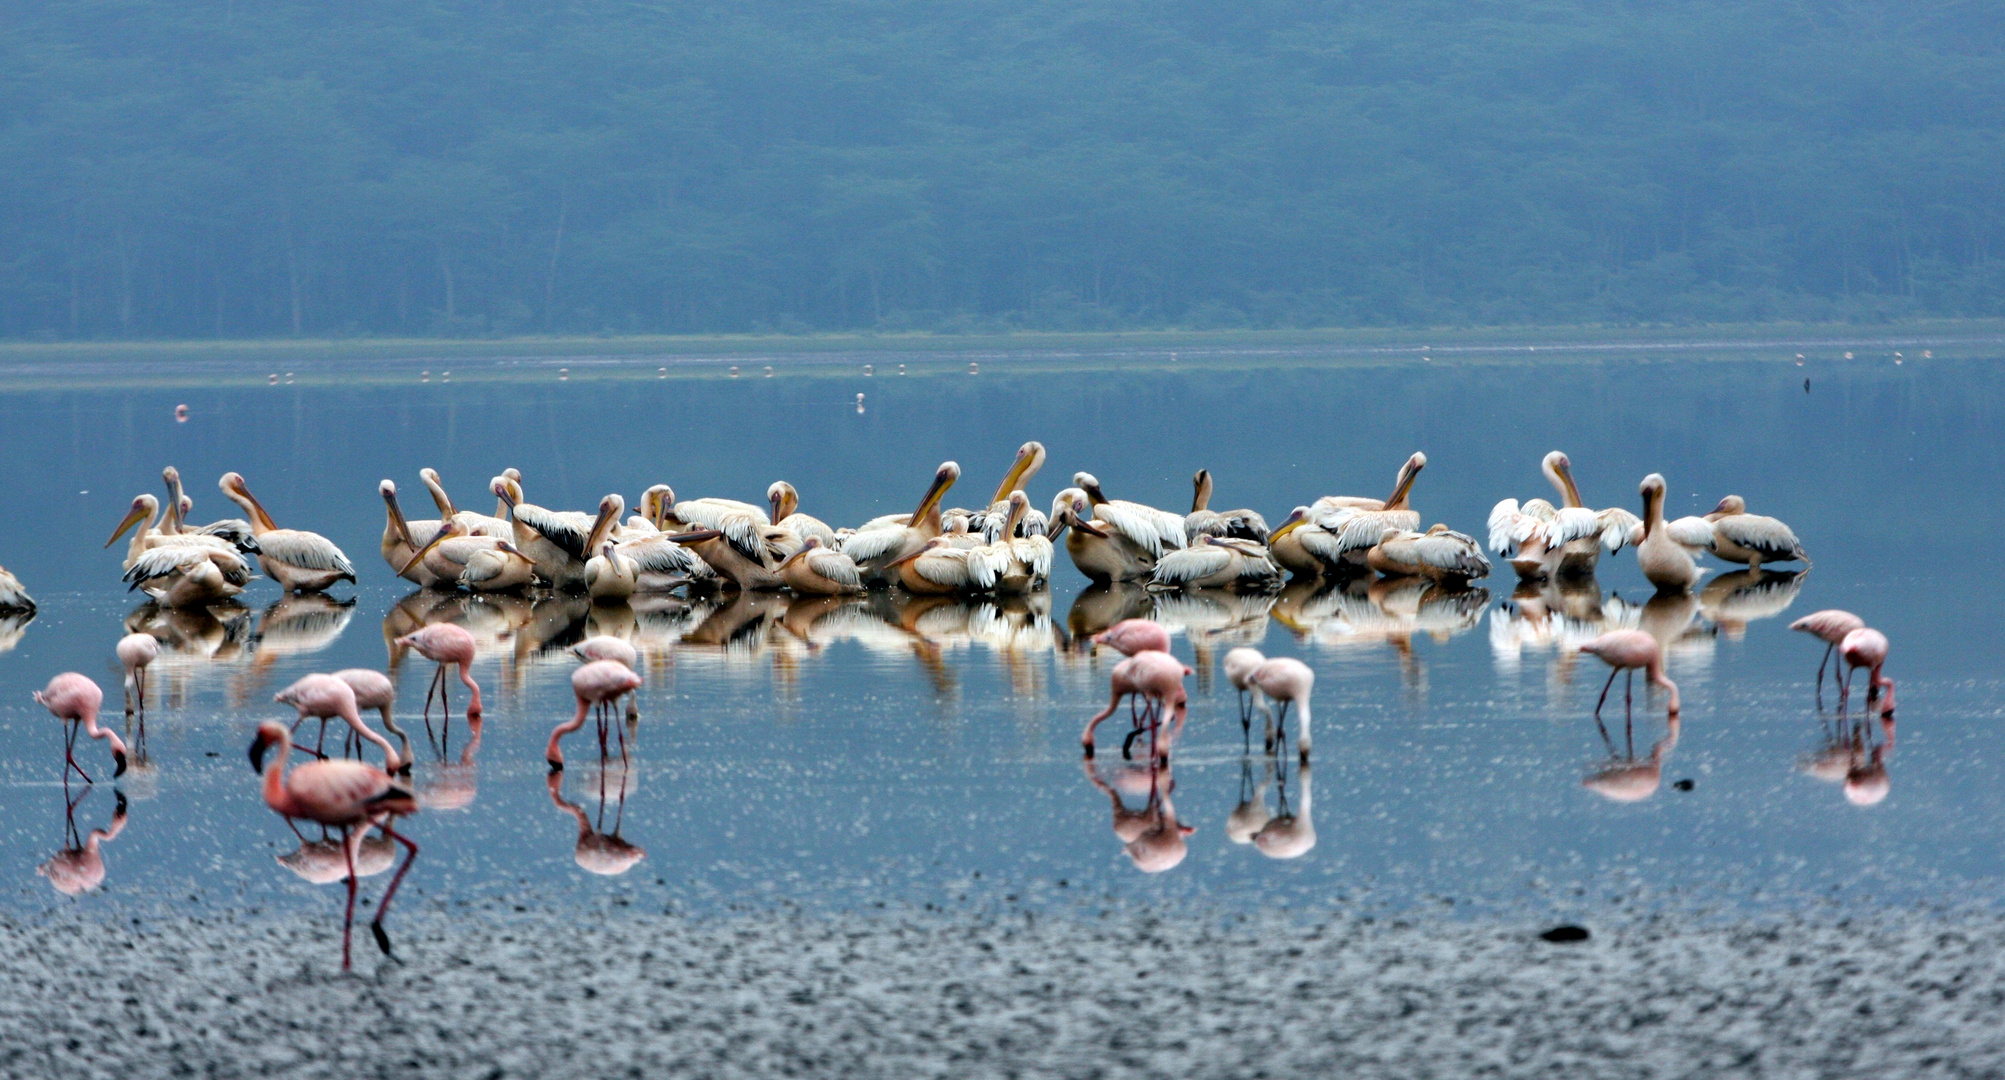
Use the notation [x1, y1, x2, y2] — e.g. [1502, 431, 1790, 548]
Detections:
[79, 709, 126, 760]
[262, 743, 300, 818]
[546, 697, 591, 765]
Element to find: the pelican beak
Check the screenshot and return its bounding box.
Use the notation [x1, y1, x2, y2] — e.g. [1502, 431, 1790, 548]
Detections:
[106, 504, 151, 547]
[399, 525, 457, 576]
[1071, 517, 1107, 539]
[1268, 511, 1307, 542]
[770, 492, 785, 524]
[990, 444, 1039, 504]
[491, 479, 518, 513]
[668, 529, 723, 544]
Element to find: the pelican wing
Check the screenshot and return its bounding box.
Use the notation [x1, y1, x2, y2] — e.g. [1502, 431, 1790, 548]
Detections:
[123, 545, 204, 587]
[458, 552, 512, 588]
[841, 524, 917, 565]
[624, 537, 716, 579]
[1714, 514, 1806, 560]
[1320, 507, 1421, 553]
[206, 547, 257, 587]
[805, 549, 864, 589]
[1595, 507, 1643, 552]
[1184, 510, 1226, 542]
[1092, 502, 1181, 558]
[717, 515, 773, 565]
[259, 530, 356, 578]
[675, 498, 769, 529]
[193, 519, 260, 551]
[0, 568, 31, 610]
[1487, 499, 1536, 555]
[1666, 515, 1715, 552]
[1009, 536, 1053, 581]
[910, 550, 977, 589]
[512, 504, 596, 561]
[778, 512, 839, 548]
[1548, 506, 1602, 547]
[1149, 544, 1235, 587]
[1404, 530, 1492, 577]
[1221, 509, 1270, 540]
[1295, 524, 1349, 565]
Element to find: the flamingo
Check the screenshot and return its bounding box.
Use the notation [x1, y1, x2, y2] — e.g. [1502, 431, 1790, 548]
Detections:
[1223, 646, 1266, 743]
[1080, 650, 1190, 762]
[1578, 629, 1680, 718]
[218, 472, 357, 592]
[1183, 469, 1269, 543]
[1838, 628, 1896, 714]
[1790, 609, 1866, 701]
[34, 674, 127, 783]
[1081, 757, 1194, 874]
[332, 669, 409, 766]
[115, 632, 158, 721]
[572, 636, 642, 720]
[248, 721, 418, 968]
[546, 660, 646, 771]
[1250, 657, 1314, 762]
[1705, 496, 1810, 571]
[274, 674, 404, 773]
[394, 623, 484, 723]
[1091, 618, 1172, 657]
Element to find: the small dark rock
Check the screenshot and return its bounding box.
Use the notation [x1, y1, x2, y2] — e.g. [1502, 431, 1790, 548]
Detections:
[1673, 779, 1695, 791]
[1540, 925, 1591, 943]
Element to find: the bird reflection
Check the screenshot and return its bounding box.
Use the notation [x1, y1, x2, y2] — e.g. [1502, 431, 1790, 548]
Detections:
[1801, 712, 1894, 807]
[279, 832, 396, 885]
[548, 770, 645, 876]
[1699, 570, 1806, 639]
[1081, 756, 1193, 873]
[1064, 582, 1154, 646]
[1253, 759, 1314, 859]
[121, 600, 254, 710]
[0, 609, 34, 654]
[1584, 712, 1681, 803]
[1152, 588, 1273, 692]
[417, 715, 484, 812]
[1272, 576, 1487, 692]
[38, 788, 128, 896]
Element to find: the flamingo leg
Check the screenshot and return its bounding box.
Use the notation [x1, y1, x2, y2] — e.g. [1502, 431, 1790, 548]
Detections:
[1080, 688, 1130, 756]
[341, 825, 359, 971]
[1814, 643, 1834, 708]
[370, 818, 419, 959]
[1592, 666, 1620, 719]
[64, 720, 95, 785]
[614, 710, 628, 763]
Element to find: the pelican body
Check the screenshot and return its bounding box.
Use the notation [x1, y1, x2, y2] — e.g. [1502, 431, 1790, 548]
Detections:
[1705, 496, 1810, 571]
[218, 472, 357, 592]
[1634, 474, 1703, 593]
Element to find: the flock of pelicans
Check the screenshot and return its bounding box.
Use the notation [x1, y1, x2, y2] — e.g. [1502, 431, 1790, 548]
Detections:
[0, 444, 1902, 966]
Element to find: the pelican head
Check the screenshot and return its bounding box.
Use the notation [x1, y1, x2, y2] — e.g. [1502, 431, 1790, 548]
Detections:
[1707, 495, 1747, 520]
[218, 472, 279, 531]
[768, 481, 799, 523]
[1386, 452, 1428, 509]
[1541, 451, 1583, 508]
[777, 535, 822, 570]
[1638, 473, 1667, 533]
[398, 518, 466, 576]
[639, 484, 673, 528]
[990, 442, 1047, 503]
[107, 494, 160, 547]
[1071, 472, 1107, 505]
[586, 494, 626, 552]
[1048, 488, 1102, 539]
[379, 479, 398, 500]
[1266, 506, 1310, 543]
[913, 462, 960, 525]
[489, 476, 518, 512]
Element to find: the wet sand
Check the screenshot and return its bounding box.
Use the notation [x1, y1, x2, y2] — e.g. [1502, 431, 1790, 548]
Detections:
[6, 904, 2003, 1078]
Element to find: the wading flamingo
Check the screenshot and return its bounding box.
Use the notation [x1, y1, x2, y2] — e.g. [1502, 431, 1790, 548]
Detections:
[1222, 646, 1266, 743]
[546, 660, 645, 771]
[115, 632, 158, 720]
[1080, 650, 1190, 762]
[274, 674, 404, 773]
[1250, 657, 1314, 762]
[248, 721, 418, 968]
[572, 636, 641, 720]
[1838, 628, 1896, 714]
[34, 674, 127, 783]
[333, 668, 409, 767]
[1790, 609, 1866, 703]
[394, 623, 484, 723]
[1578, 629, 1680, 719]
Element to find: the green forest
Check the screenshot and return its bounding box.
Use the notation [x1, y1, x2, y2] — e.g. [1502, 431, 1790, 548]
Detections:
[1, 0, 1999, 339]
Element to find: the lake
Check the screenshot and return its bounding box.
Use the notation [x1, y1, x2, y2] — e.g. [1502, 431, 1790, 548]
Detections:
[0, 341, 1998, 941]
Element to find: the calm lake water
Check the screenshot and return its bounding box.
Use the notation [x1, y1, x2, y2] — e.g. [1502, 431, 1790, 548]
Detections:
[0, 344, 1998, 932]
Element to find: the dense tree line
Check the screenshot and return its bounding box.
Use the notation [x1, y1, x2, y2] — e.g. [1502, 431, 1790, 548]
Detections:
[1, 0, 2000, 340]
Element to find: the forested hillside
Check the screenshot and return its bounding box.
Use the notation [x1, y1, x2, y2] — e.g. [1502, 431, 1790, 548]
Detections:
[1, 1, 1999, 339]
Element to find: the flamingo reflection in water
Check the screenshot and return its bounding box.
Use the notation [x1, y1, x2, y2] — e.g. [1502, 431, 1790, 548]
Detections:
[248, 721, 418, 969]
[1584, 712, 1682, 804]
[1802, 710, 1895, 807]
[38, 788, 128, 896]
[548, 770, 645, 876]
[1081, 756, 1194, 874]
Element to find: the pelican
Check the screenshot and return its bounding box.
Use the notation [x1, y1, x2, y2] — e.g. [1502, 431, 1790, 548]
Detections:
[1490, 452, 1638, 580]
[1365, 525, 1491, 584]
[843, 461, 961, 580]
[887, 537, 1001, 595]
[1049, 487, 1155, 583]
[399, 521, 537, 593]
[1183, 470, 1268, 543]
[161, 467, 258, 550]
[660, 485, 769, 531]
[777, 537, 866, 596]
[107, 494, 256, 579]
[625, 484, 675, 536]
[218, 472, 357, 592]
[1149, 536, 1282, 592]
[1072, 472, 1186, 558]
[973, 442, 1051, 542]
[419, 468, 511, 539]
[379, 480, 445, 587]
[1705, 496, 1809, 571]
[1634, 474, 1704, 593]
[585, 540, 639, 601]
[0, 566, 33, 612]
[1263, 507, 1339, 579]
[605, 532, 718, 591]
[1278, 452, 1427, 570]
[667, 505, 802, 591]
[495, 482, 625, 589]
[986, 491, 1052, 592]
[767, 482, 838, 547]
[122, 543, 253, 607]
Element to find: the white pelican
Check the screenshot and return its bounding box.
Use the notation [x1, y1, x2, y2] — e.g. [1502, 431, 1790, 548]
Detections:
[1489, 452, 1638, 579]
[584, 539, 640, 600]
[1365, 525, 1491, 584]
[777, 536, 866, 596]
[161, 467, 257, 549]
[1148, 536, 1282, 592]
[887, 537, 1001, 595]
[399, 521, 536, 593]
[122, 543, 253, 607]
[0, 566, 32, 612]
[379, 480, 445, 587]
[844, 461, 961, 579]
[607, 532, 717, 592]
[1294, 452, 1427, 567]
[1704, 496, 1809, 571]
[1049, 487, 1155, 583]
[973, 442, 1051, 542]
[419, 468, 511, 538]
[1183, 470, 1269, 543]
[107, 494, 255, 574]
[767, 482, 838, 547]
[1634, 474, 1704, 594]
[1263, 507, 1340, 579]
[495, 482, 625, 589]
[1072, 472, 1186, 558]
[661, 485, 769, 531]
[987, 492, 1052, 592]
[217, 473, 357, 592]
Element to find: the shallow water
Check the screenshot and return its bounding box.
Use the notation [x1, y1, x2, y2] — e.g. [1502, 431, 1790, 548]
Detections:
[0, 346, 1998, 933]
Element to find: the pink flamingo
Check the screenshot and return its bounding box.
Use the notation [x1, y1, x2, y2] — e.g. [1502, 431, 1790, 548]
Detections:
[1838, 628, 1895, 714]
[1092, 618, 1172, 657]
[395, 623, 484, 724]
[547, 660, 645, 771]
[332, 669, 410, 766]
[1223, 646, 1265, 735]
[115, 633, 159, 720]
[33, 674, 127, 784]
[1579, 629, 1681, 719]
[275, 674, 403, 774]
[1080, 650, 1190, 762]
[1250, 657, 1315, 762]
[1790, 609, 1865, 702]
[248, 721, 418, 969]
[571, 636, 641, 720]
